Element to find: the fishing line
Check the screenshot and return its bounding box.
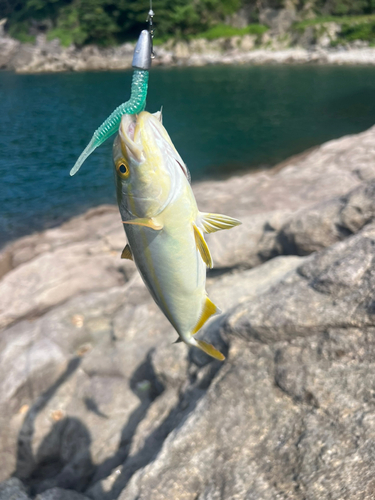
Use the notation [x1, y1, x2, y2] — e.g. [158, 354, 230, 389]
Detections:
[148, 0, 155, 58]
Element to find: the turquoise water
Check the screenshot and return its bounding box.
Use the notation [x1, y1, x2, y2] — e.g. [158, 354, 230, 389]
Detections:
[1, 65, 375, 246]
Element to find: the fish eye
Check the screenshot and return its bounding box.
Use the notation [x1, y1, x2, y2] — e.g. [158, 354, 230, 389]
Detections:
[116, 161, 130, 179]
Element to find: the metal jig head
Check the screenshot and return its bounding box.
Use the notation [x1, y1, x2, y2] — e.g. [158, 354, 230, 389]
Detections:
[132, 0, 154, 70]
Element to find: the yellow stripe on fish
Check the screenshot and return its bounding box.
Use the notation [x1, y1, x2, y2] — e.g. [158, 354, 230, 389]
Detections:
[113, 111, 241, 361]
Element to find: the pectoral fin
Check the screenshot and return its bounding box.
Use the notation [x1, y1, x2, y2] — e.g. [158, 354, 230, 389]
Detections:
[192, 296, 221, 335]
[122, 218, 163, 230]
[121, 244, 133, 261]
[196, 340, 225, 361]
[199, 212, 242, 234]
[193, 223, 213, 268]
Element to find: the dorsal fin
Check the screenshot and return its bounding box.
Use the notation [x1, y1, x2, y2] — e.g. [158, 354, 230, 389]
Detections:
[193, 223, 213, 268]
[192, 296, 221, 335]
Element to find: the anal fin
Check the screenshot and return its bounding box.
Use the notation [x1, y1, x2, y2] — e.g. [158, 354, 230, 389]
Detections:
[192, 296, 221, 335]
[123, 218, 163, 230]
[121, 244, 133, 261]
[193, 223, 213, 268]
[200, 212, 242, 234]
[196, 340, 225, 361]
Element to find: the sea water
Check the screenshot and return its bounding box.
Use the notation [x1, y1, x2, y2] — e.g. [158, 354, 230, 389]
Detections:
[1, 64, 375, 246]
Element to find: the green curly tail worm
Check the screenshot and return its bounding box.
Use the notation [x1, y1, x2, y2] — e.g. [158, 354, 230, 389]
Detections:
[70, 69, 149, 177]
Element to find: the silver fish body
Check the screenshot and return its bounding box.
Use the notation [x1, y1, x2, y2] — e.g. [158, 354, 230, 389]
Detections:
[113, 111, 241, 360]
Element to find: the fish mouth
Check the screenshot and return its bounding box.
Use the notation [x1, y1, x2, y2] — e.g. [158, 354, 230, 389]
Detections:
[120, 111, 190, 181]
[119, 114, 142, 162]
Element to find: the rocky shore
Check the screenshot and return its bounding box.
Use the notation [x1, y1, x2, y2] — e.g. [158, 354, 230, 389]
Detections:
[1, 126, 375, 499]
[3, 5, 375, 74]
[2, 30, 375, 74]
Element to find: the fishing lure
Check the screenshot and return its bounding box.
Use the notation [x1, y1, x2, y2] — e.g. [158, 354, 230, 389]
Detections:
[70, 29, 152, 176]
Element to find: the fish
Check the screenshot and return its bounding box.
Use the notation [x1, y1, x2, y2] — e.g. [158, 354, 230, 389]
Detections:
[113, 110, 241, 360]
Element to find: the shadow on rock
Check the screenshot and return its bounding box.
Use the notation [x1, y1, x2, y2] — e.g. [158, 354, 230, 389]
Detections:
[28, 417, 93, 496]
[86, 352, 165, 493]
[7, 334, 224, 500]
[10, 351, 167, 499]
[12, 357, 96, 496]
[102, 357, 224, 500]
[14, 358, 82, 482]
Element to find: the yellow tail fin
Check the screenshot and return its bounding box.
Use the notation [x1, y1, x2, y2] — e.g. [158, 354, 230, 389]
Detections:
[192, 296, 220, 335]
[196, 340, 225, 361]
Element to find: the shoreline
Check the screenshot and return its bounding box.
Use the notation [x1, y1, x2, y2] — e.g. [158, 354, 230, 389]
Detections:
[2, 32, 375, 74]
[0, 143, 321, 254]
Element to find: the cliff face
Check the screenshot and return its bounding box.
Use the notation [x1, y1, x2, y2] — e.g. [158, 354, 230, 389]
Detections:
[1, 127, 375, 499]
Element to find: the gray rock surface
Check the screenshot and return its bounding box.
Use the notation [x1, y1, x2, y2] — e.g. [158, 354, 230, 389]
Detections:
[1, 127, 375, 498]
[35, 488, 91, 500]
[0, 479, 29, 500]
[259, 8, 296, 35]
[0, 35, 20, 68]
[116, 217, 375, 500]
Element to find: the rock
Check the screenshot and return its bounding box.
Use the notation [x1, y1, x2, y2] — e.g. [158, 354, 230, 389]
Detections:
[35, 488, 91, 500]
[174, 41, 190, 60]
[316, 22, 341, 48]
[8, 44, 35, 71]
[0, 273, 173, 482]
[225, 6, 254, 29]
[0, 254, 303, 491]
[296, 25, 315, 48]
[207, 211, 288, 269]
[2, 126, 375, 499]
[114, 217, 375, 500]
[223, 35, 241, 51]
[207, 255, 304, 310]
[0, 478, 30, 500]
[278, 180, 375, 256]
[240, 34, 256, 51]
[0, 19, 6, 37]
[0, 35, 20, 68]
[118, 323, 375, 499]
[0, 206, 134, 329]
[259, 8, 296, 36]
[189, 39, 209, 54]
[226, 222, 375, 344]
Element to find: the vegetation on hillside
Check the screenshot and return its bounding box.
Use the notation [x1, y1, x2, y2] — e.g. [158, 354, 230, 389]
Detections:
[2, 0, 375, 46]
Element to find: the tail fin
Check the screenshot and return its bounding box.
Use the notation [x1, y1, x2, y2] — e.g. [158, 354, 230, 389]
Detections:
[196, 340, 225, 361]
[192, 296, 221, 335]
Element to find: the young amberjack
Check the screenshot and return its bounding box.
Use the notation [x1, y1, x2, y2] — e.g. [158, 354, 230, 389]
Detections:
[113, 111, 241, 360]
